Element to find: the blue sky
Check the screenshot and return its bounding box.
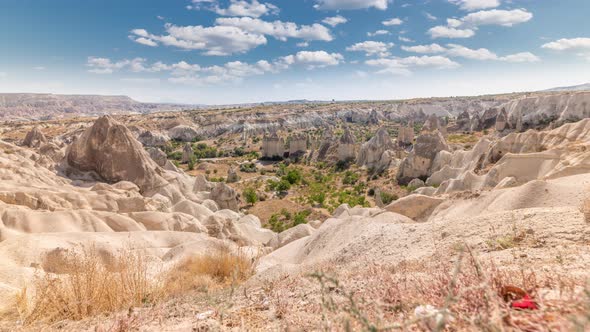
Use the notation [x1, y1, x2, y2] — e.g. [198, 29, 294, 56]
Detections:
[1, 0, 589, 104]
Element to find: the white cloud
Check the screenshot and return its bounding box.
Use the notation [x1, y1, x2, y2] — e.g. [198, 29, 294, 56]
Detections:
[296, 41, 309, 47]
[87, 57, 131, 74]
[398, 36, 414, 42]
[346, 41, 394, 56]
[445, 43, 497, 60]
[542, 38, 590, 51]
[280, 51, 344, 69]
[382, 18, 403, 26]
[322, 15, 348, 27]
[130, 24, 267, 56]
[215, 17, 333, 41]
[428, 9, 531, 39]
[314, 0, 388, 10]
[134, 37, 158, 47]
[400, 44, 540, 63]
[401, 43, 446, 54]
[367, 30, 390, 37]
[425, 12, 437, 21]
[448, 0, 500, 11]
[428, 26, 475, 39]
[461, 9, 533, 27]
[212, 0, 279, 18]
[499, 52, 540, 63]
[33, 66, 46, 71]
[366, 55, 460, 76]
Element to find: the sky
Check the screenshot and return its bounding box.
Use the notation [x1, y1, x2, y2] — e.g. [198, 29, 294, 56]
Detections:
[1, 0, 589, 104]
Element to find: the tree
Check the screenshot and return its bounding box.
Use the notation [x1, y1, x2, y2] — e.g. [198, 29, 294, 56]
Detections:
[243, 187, 258, 206]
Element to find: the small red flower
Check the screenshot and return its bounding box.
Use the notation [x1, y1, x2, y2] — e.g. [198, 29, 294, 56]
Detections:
[511, 295, 538, 310]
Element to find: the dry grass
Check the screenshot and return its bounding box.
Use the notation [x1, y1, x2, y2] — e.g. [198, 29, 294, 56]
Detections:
[162, 247, 254, 296]
[12, 245, 158, 325]
[8, 244, 254, 327]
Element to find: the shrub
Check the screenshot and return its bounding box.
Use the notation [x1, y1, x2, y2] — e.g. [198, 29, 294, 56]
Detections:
[283, 169, 302, 185]
[240, 162, 257, 173]
[243, 187, 258, 206]
[380, 191, 398, 205]
[342, 171, 360, 185]
[187, 156, 196, 171]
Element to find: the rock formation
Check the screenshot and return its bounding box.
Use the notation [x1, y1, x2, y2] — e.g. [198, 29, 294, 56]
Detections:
[422, 114, 441, 132]
[138, 130, 169, 147]
[396, 131, 450, 185]
[169, 125, 199, 142]
[210, 182, 239, 211]
[181, 143, 194, 163]
[262, 132, 285, 159]
[496, 108, 508, 132]
[337, 127, 356, 161]
[397, 121, 414, 146]
[66, 116, 168, 193]
[288, 134, 307, 157]
[357, 127, 395, 170]
[148, 147, 167, 167]
[23, 126, 48, 148]
[455, 111, 471, 132]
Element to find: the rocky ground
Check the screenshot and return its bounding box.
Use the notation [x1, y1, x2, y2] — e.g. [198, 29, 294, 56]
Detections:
[1, 90, 590, 331]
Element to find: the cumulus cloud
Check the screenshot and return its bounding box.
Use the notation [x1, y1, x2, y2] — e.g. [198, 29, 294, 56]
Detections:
[314, 0, 388, 10]
[461, 9, 533, 27]
[542, 38, 590, 51]
[366, 55, 460, 76]
[322, 15, 348, 27]
[346, 41, 394, 57]
[428, 26, 475, 39]
[399, 44, 540, 63]
[382, 18, 403, 26]
[87, 57, 132, 74]
[130, 24, 267, 56]
[401, 43, 446, 54]
[428, 8, 532, 39]
[280, 51, 344, 69]
[130, 17, 333, 56]
[448, 0, 500, 11]
[214, 17, 333, 42]
[212, 0, 279, 17]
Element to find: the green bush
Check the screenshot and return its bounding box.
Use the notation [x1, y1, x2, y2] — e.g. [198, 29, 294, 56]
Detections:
[243, 187, 258, 206]
[380, 191, 398, 205]
[342, 171, 360, 185]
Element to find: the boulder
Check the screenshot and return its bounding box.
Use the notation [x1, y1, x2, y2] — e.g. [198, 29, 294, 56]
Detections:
[408, 178, 426, 189]
[210, 182, 239, 212]
[137, 131, 169, 147]
[23, 126, 47, 148]
[278, 224, 315, 248]
[385, 194, 444, 221]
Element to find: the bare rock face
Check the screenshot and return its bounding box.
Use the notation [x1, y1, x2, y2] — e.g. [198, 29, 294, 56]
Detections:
[396, 131, 449, 185]
[137, 131, 169, 147]
[397, 121, 414, 146]
[422, 114, 441, 132]
[455, 111, 471, 132]
[357, 127, 395, 169]
[23, 126, 48, 148]
[262, 132, 285, 159]
[470, 114, 482, 132]
[337, 127, 356, 161]
[210, 182, 239, 212]
[181, 143, 194, 163]
[66, 115, 167, 192]
[148, 147, 168, 167]
[496, 108, 508, 132]
[481, 108, 499, 129]
[288, 134, 307, 157]
[169, 125, 199, 142]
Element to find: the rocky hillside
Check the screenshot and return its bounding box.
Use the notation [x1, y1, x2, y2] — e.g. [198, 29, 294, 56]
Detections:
[0, 93, 196, 121]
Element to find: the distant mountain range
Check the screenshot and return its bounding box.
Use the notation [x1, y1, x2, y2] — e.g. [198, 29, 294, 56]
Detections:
[544, 83, 590, 92]
[0, 93, 202, 121]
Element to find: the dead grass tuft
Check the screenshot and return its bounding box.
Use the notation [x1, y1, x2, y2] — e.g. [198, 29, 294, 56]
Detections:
[162, 246, 254, 296]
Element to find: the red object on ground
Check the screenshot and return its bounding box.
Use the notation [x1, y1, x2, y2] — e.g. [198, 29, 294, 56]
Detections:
[511, 295, 538, 310]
